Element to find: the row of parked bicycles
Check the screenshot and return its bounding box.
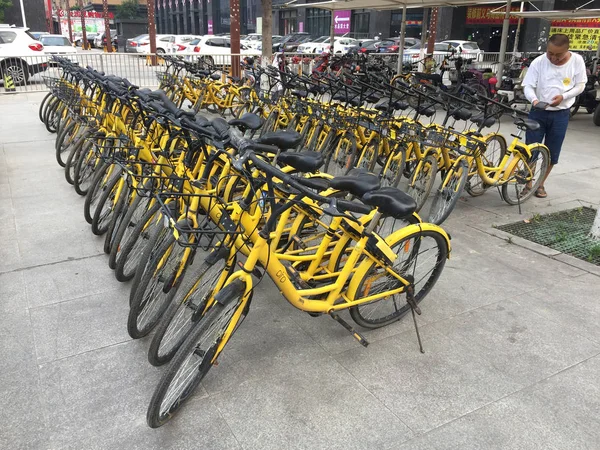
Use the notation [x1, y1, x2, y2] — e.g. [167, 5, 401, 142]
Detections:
[153, 55, 551, 224]
[37, 54, 549, 428]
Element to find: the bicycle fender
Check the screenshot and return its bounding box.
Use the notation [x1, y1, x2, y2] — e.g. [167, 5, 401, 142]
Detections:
[214, 279, 246, 306]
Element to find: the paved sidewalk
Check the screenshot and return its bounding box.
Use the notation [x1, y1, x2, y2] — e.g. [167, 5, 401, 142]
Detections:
[1, 92, 600, 449]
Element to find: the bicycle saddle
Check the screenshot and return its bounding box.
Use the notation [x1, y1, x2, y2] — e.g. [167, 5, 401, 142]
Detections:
[362, 187, 417, 219]
[450, 107, 472, 121]
[514, 118, 540, 131]
[415, 72, 442, 85]
[416, 106, 436, 117]
[228, 113, 263, 131]
[257, 131, 302, 150]
[471, 114, 496, 128]
[291, 89, 308, 98]
[278, 151, 325, 173]
[329, 169, 381, 198]
[210, 73, 221, 81]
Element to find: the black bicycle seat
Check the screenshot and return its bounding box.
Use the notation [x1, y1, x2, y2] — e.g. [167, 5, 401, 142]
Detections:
[450, 107, 472, 121]
[210, 73, 221, 81]
[514, 118, 540, 131]
[374, 99, 391, 112]
[228, 113, 262, 131]
[471, 114, 496, 128]
[393, 100, 410, 110]
[329, 169, 381, 197]
[362, 187, 417, 219]
[257, 131, 302, 150]
[415, 72, 442, 85]
[416, 106, 436, 117]
[278, 151, 324, 173]
[291, 89, 308, 98]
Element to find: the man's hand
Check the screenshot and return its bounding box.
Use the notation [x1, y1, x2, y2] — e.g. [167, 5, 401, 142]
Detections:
[532, 100, 539, 107]
[550, 95, 564, 107]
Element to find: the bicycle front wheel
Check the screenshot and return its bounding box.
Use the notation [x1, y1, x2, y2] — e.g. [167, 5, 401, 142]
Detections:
[146, 285, 246, 428]
[428, 159, 468, 225]
[350, 229, 448, 329]
[406, 154, 438, 212]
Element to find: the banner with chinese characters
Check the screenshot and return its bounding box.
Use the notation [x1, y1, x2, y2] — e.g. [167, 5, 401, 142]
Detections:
[550, 18, 600, 28]
[549, 26, 600, 51]
[466, 7, 519, 25]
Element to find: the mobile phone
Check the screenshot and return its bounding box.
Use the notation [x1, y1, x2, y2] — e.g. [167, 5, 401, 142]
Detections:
[534, 101, 549, 110]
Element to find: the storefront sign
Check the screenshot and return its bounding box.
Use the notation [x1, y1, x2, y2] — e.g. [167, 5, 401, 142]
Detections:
[333, 10, 351, 34]
[60, 18, 105, 37]
[58, 9, 114, 19]
[549, 26, 600, 51]
[550, 18, 600, 28]
[207, 19, 213, 35]
[466, 7, 519, 25]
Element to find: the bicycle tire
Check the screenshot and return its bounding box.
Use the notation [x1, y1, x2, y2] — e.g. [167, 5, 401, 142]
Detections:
[355, 136, 380, 172]
[146, 286, 246, 428]
[323, 132, 358, 177]
[83, 162, 110, 224]
[43, 97, 61, 133]
[109, 191, 153, 273]
[90, 169, 123, 236]
[466, 134, 507, 197]
[350, 229, 448, 329]
[406, 154, 438, 212]
[55, 120, 80, 167]
[115, 202, 162, 283]
[128, 232, 187, 339]
[73, 138, 101, 196]
[428, 159, 469, 225]
[38, 92, 53, 123]
[103, 182, 130, 256]
[501, 144, 550, 205]
[380, 145, 407, 188]
[259, 110, 278, 137]
[148, 253, 233, 366]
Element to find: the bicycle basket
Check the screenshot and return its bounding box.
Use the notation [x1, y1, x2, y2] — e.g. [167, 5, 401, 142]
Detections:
[116, 160, 188, 198]
[156, 191, 245, 250]
[423, 128, 447, 147]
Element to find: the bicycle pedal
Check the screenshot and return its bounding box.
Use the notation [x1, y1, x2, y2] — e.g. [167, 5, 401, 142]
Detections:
[283, 263, 311, 290]
[291, 234, 307, 250]
[330, 312, 369, 347]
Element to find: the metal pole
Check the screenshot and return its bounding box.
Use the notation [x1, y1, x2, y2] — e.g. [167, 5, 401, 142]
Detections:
[512, 1, 524, 57]
[396, 4, 407, 74]
[427, 7, 438, 54]
[65, 0, 73, 43]
[418, 8, 429, 71]
[594, 39, 600, 74]
[148, 0, 158, 65]
[330, 10, 335, 54]
[19, 0, 27, 27]
[102, 0, 112, 52]
[496, 0, 512, 85]
[230, 0, 241, 78]
[79, 0, 88, 50]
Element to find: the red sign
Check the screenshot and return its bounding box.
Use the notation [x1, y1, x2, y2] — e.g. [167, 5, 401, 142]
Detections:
[58, 9, 114, 19]
[550, 18, 600, 28]
[466, 7, 519, 25]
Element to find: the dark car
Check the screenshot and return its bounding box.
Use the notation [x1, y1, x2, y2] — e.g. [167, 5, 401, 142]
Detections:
[347, 39, 379, 54]
[277, 32, 311, 52]
[377, 37, 421, 53]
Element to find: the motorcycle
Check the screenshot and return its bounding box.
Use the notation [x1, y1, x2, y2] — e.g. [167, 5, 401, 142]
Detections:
[496, 53, 539, 111]
[570, 57, 600, 122]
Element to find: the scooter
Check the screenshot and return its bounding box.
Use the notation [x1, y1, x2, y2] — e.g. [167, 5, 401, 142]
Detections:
[570, 57, 600, 119]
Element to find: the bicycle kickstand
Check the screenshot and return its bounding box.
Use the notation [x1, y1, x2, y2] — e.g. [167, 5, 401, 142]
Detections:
[406, 284, 425, 354]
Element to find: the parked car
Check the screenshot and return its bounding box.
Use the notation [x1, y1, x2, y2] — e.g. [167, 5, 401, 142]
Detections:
[241, 33, 281, 50]
[125, 34, 148, 53]
[377, 37, 420, 53]
[30, 31, 49, 41]
[277, 32, 311, 52]
[40, 34, 77, 63]
[136, 35, 196, 54]
[73, 32, 98, 48]
[189, 35, 259, 65]
[347, 39, 380, 54]
[325, 37, 358, 54]
[94, 30, 117, 49]
[403, 42, 453, 62]
[440, 40, 484, 61]
[175, 36, 205, 57]
[0, 25, 48, 85]
[296, 36, 330, 54]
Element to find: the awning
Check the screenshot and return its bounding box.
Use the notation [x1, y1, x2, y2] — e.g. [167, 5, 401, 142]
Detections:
[290, 0, 505, 10]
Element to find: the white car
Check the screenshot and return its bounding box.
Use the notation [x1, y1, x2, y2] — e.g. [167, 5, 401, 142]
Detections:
[40, 35, 77, 62]
[403, 42, 453, 62]
[189, 36, 259, 66]
[176, 36, 204, 56]
[0, 25, 48, 85]
[440, 40, 484, 62]
[325, 37, 358, 54]
[137, 35, 197, 54]
[296, 36, 329, 54]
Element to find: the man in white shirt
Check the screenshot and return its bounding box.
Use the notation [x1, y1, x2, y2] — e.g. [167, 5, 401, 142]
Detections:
[522, 33, 586, 198]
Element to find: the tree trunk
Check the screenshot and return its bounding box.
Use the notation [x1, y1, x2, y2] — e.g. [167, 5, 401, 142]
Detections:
[591, 207, 600, 240]
[261, 0, 272, 66]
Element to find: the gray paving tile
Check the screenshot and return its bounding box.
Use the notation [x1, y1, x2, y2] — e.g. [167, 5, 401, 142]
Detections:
[211, 356, 413, 450]
[0, 270, 27, 313]
[30, 286, 131, 364]
[397, 356, 600, 450]
[427, 300, 600, 385]
[24, 255, 120, 309]
[0, 360, 47, 449]
[0, 308, 37, 375]
[39, 340, 238, 449]
[0, 216, 21, 273]
[334, 327, 523, 434]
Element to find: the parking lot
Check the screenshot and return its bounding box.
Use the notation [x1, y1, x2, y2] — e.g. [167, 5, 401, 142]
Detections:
[1, 91, 600, 449]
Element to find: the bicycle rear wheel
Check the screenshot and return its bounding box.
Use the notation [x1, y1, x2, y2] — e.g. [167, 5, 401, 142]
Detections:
[323, 132, 358, 177]
[146, 284, 246, 428]
[350, 229, 448, 329]
[501, 145, 550, 205]
[466, 134, 506, 197]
